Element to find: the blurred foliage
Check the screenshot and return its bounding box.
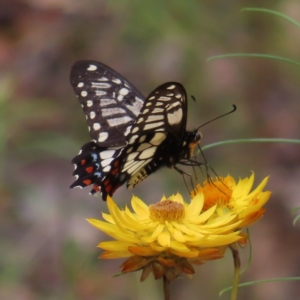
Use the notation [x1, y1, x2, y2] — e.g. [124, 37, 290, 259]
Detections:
[0, 0, 300, 299]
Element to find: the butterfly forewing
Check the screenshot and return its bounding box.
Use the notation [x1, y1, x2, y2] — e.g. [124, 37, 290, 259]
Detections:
[100, 83, 188, 195]
[70, 60, 145, 147]
[125, 82, 187, 143]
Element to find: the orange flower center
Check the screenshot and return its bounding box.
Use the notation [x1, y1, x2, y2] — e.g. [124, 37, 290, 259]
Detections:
[149, 200, 185, 222]
[192, 178, 233, 211]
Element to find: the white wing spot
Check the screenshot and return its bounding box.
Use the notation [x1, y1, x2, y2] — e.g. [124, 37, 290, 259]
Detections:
[73, 185, 82, 189]
[129, 135, 138, 144]
[167, 85, 176, 90]
[98, 132, 108, 142]
[95, 90, 107, 96]
[87, 100, 93, 107]
[167, 109, 183, 125]
[81, 91, 88, 97]
[166, 102, 181, 110]
[98, 77, 109, 81]
[93, 123, 101, 130]
[175, 94, 182, 99]
[103, 165, 111, 172]
[152, 108, 164, 113]
[137, 143, 151, 151]
[131, 127, 139, 134]
[90, 111, 96, 119]
[107, 116, 131, 127]
[91, 82, 111, 89]
[124, 126, 131, 136]
[126, 147, 133, 153]
[137, 117, 144, 124]
[101, 158, 114, 168]
[100, 99, 117, 107]
[100, 150, 116, 160]
[119, 88, 129, 95]
[127, 152, 139, 161]
[87, 64, 97, 71]
[150, 133, 167, 146]
[149, 96, 155, 100]
[139, 135, 146, 143]
[158, 96, 171, 101]
[146, 115, 164, 122]
[144, 122, 164, 130]
[112, 78, 122, 84]
[77, 82, 84, 88]
[143, 109, 150, 114]
[139, 146, 156, 159]
[88, 126, 91, 131]
[102, 107, 126, 117]
[146, 102, 152, 107]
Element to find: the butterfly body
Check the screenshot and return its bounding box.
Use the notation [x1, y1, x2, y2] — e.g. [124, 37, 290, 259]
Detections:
[70, 61, 201, 200]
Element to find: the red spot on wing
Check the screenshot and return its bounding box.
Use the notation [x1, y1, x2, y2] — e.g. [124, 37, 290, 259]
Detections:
[80, 159, 86, 165]
[104, 180, 110, 186]
[111, 167, 119, 175]
[105, 184, 112, 193]
[114, 160, 120, 167]
[85, 166, 93, 173]
[83, 179, 92, 186]
[92, 184, 101, 192]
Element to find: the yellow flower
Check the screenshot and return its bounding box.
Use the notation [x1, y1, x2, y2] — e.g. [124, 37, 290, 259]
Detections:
[191, 173, 271, 228]
[87, 192, 243, 281]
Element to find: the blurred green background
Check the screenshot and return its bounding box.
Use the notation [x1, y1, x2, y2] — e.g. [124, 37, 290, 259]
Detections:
[0, 0, 300, 299]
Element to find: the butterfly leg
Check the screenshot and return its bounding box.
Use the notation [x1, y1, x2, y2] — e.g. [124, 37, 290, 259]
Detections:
[174, 166, 195, 194]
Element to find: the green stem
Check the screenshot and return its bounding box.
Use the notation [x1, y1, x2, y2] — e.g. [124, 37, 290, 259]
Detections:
[163, 275, 170, 300]
[202, 138, 300, 151]
[230, 245, 241, 300]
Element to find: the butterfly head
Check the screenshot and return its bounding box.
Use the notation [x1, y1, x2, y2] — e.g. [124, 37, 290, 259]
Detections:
[180, 130, 202, 159]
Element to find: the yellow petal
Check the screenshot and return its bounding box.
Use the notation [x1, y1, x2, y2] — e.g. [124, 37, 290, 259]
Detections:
[185, 193, 204, 219]
[98, 241, 134, 251]
[100, 250, 133, 259]
[157, 232, 170, 247]
[169, 240, 190, 252]
[131, 195, 150, 218]
[188, 204, 216, 224]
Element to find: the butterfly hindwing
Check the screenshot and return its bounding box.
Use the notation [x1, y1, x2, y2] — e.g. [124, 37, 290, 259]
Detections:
[70, 142, 123, 190]
[70, 60, 145, 147]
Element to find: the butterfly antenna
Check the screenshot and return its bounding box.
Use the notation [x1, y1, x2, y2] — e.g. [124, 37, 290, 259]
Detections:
[197, 104, 236, 130]
[191, 95, 196, 102]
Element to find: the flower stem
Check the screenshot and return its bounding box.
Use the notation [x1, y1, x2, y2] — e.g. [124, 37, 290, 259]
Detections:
[163, 275, 170, 300]
[230, 245, 241, 300]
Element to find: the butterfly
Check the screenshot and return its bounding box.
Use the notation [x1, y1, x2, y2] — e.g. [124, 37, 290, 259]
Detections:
[70, 60, 202, 200]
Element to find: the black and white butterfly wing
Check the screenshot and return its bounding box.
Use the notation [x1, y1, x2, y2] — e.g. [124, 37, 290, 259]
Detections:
[70, 60, 145, 147]
[70, 61, 145, 195]
[126, 82, 187, 141]
[101, 82, 188, 194]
